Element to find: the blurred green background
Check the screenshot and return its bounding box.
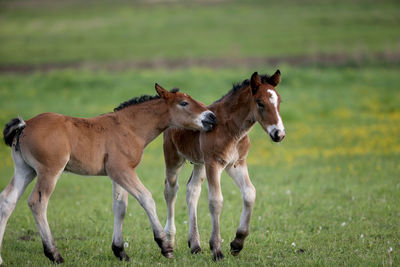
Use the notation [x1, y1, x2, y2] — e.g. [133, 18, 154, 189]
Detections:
[0, 0, 399, 266]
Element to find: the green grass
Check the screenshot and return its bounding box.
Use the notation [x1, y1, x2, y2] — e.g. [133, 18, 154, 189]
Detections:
[0, 0, 399, 265]
[0, 66, 399, 266]
[0, 0, 399, 65]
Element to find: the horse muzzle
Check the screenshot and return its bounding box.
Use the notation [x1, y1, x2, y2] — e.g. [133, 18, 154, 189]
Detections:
[269, 128, 285, 142]
[201, 111, 218, 132]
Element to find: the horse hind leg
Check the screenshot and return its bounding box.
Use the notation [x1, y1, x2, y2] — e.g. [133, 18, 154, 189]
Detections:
[28, 166, 65, 264]
[111, 181, 130, 261]
[0, 150, 36, 266]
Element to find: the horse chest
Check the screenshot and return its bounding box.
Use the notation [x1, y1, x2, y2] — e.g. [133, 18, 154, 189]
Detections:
[223, 146, 240, 165]
[206, 142, 239, 167]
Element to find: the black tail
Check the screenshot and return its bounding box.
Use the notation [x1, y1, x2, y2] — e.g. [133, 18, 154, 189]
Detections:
[3, 117, 26, 147]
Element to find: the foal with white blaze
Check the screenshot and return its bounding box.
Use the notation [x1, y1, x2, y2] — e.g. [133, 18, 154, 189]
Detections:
[162, 71, 285, 260]
[0, 84, 217, 265]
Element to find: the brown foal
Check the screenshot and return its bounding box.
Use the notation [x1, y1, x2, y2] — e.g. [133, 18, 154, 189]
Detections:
[162, 71, 285, 260]
[0, 84, 217, 265]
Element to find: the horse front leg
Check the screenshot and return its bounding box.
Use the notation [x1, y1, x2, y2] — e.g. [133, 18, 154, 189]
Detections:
[111, 181, 130, 261]
[163, 161, 184, 249]
[226, 161, 256, 256]
[186, 164, 206, 254]
[205, 163, 224, 261]
[108, 167, 173, 259]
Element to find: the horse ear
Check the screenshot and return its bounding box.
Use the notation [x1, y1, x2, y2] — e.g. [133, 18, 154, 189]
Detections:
[155, 83, 171, 99]
[269, 69, 281, 87]
[250, 72, 261, 94]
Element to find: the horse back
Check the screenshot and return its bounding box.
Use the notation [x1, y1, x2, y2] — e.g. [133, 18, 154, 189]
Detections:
[19, 112, 113, 175]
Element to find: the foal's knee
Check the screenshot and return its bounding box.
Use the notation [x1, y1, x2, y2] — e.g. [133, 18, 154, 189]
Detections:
[0, 185, 18, 214]
[113, 199, 127, 219]
[186, 182, 201, 203]
[28, 196, 36, 210]
[164, 180, 179, 198]
[27, 193, 43, 213]
[0, 197, 17, 216]
[139, 193, 156, 210]
[208, 195, 223, 214]
[242, 185, 256, 208]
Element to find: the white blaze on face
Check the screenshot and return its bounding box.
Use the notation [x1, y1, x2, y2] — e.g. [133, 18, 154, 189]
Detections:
[266, 89, 285, 134]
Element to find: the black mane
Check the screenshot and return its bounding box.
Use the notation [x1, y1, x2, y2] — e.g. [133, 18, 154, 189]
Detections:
[114, 88, 179, 112]
[214, 74, 273, 103]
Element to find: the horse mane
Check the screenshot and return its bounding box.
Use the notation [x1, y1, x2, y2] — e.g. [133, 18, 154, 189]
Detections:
[214, 74, 273, 103]
[114, 88, 179, 111]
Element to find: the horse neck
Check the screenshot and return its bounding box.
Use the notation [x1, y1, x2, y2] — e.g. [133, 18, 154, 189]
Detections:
[116, 99, 170, 146]
[214, 86, 255, 140]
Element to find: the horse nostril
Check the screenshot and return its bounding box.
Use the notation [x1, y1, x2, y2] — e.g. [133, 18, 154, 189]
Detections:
[274, 130, 280, 140]
[201, 112, 217, 131]
[269, 129, 282, 142]
[207, 112, 217, 124]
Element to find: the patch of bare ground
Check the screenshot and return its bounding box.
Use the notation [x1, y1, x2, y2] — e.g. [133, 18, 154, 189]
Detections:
[0, 51, 399, 74]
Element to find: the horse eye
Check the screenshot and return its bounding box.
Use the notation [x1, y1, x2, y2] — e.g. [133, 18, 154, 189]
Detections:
[179, 101, 189, 107]
[256, 101, 264, 108]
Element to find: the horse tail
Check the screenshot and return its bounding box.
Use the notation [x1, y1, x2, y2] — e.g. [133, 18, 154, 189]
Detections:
[3, 117, 26, 148]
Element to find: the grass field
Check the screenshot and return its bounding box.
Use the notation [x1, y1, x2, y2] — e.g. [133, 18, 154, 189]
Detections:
[1, 0, 399, 65]
[0, 0, 399, 266]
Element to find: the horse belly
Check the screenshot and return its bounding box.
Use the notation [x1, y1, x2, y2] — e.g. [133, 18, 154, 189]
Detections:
[64, 126, 107, 175]
[65, 151, 106, 176]
[178, 150, 204, 164]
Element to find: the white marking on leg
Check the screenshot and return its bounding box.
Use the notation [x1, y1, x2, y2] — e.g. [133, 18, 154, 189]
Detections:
[112, 170, 171, 256]
[112, 182, 128, 247]
[164, 165, 183, 247]
[206, 165, 224, 259]
[226, 164, 255, 235]
[0, 151, 35, 265]
[186, 165, 206, 251]
[138, 193, 160, 232]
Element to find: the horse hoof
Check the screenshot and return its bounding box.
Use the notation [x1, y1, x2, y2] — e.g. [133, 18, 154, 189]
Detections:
[191, 246, 202, 254]
[230, 240, 243, 256]
[162, 251, 174, 259]
[231, 249, 241, 256]
[212, 250, 224, 261]
[54, 255, 64, 264]
[188, 240, 202, 254]
[112, 244, 130, 261]
[119, 252, 130, 262]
